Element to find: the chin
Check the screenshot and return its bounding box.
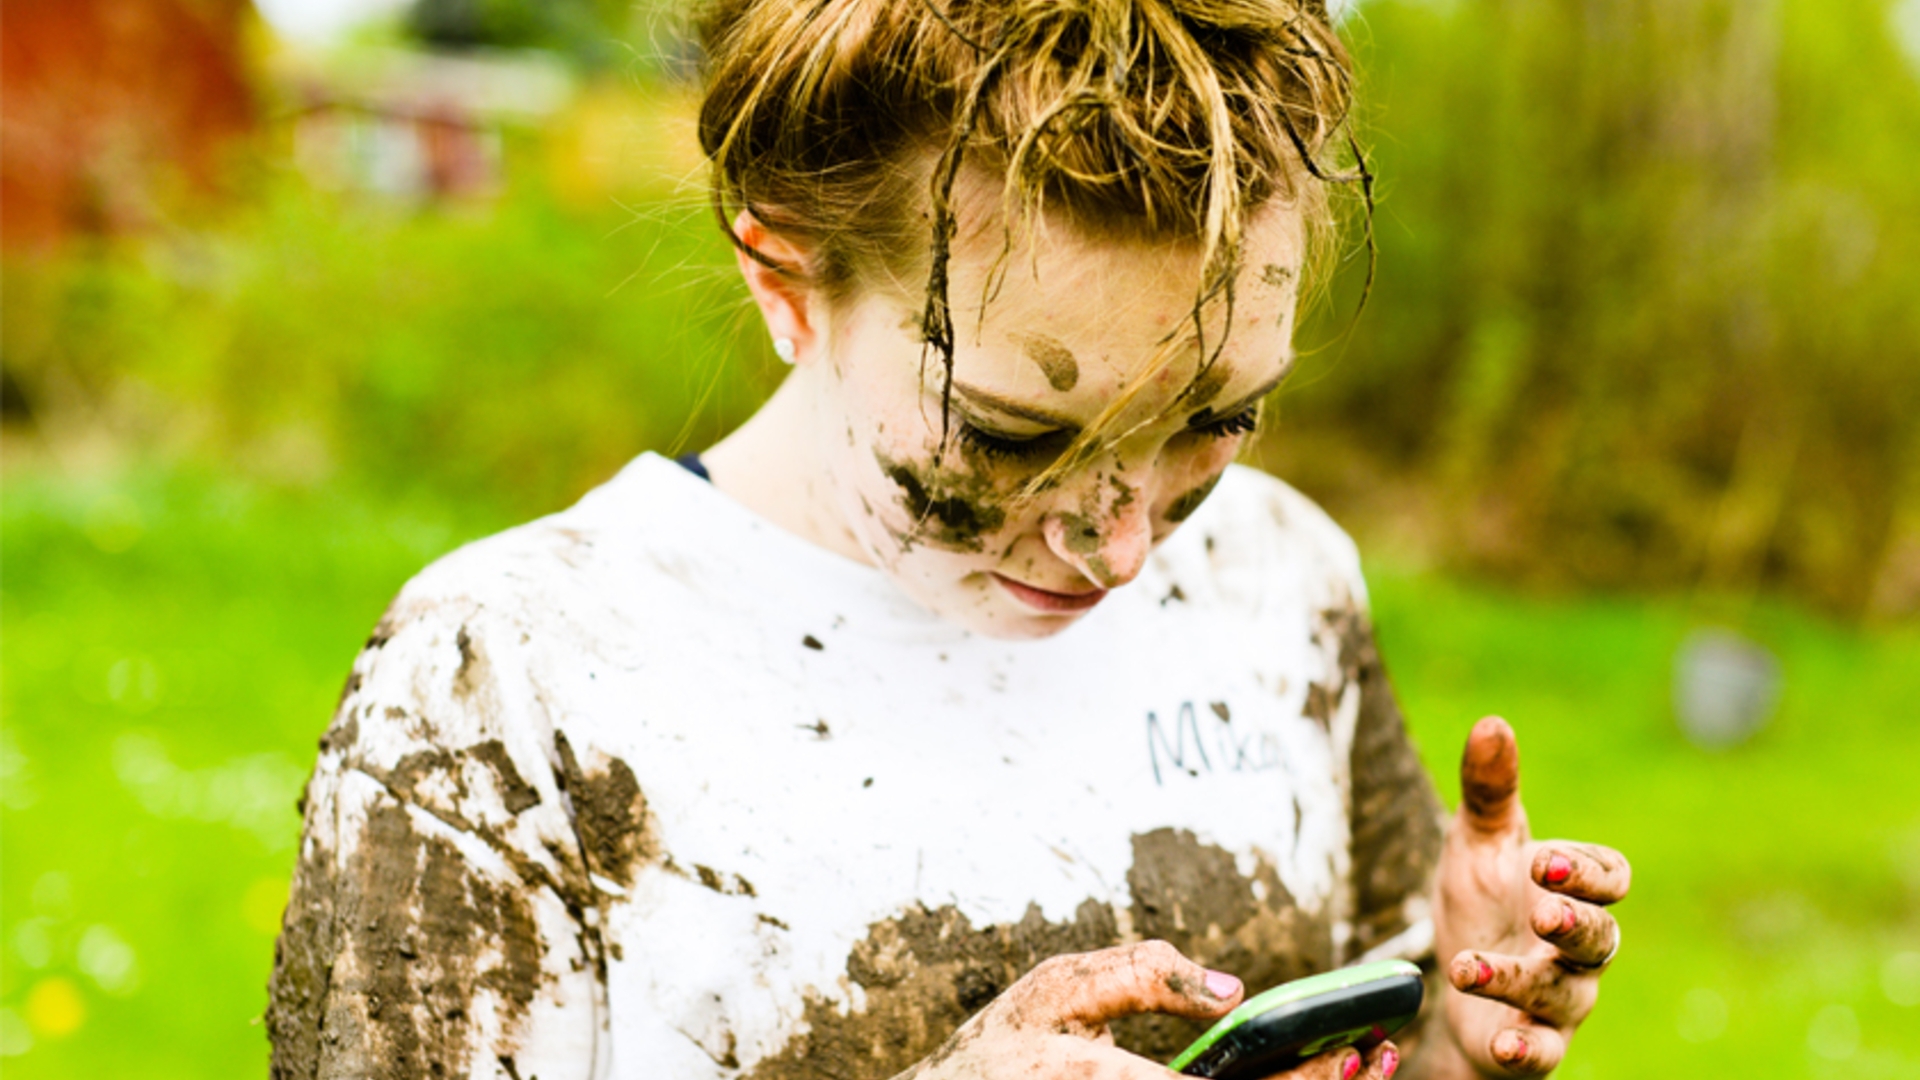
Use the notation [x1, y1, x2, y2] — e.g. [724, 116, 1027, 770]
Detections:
[968, 610, 1085, 641]
[920, 578, 1094, 641]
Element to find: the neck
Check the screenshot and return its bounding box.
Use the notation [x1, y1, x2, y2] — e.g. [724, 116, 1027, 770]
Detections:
[700, 368, 874, 567]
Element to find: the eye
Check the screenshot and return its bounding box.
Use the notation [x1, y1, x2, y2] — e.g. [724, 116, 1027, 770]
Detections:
[1191, 405, 1260, 439]
[957, 422, 1072, 464]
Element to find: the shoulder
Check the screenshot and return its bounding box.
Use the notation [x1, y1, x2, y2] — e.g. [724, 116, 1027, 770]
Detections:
[1166, 463, 1369, 615]
[311, 456, 693, 834]
[395, 453, 685, 618]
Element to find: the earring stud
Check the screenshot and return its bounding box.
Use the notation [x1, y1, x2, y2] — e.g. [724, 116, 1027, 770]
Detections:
[773, 337, 797, 364]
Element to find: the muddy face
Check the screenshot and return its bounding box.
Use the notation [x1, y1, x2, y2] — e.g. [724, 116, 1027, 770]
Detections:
[799, 206, 1305, 639]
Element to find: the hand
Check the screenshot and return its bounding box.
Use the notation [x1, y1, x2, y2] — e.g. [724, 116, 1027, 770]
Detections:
[897, 940, 1402, 1080]
[1428, 717, 1631, 1077]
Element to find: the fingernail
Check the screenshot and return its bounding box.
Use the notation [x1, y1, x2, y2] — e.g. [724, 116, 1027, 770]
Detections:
[1477, 959, 1493, 987]
[1560, 902, 1578, 934]
[1496, 1031, 1530, 1063]
[1341, 1051, 1362, 1080]
[1381, 1045, 1400, 1078]
[1204, 969, 1241, 1000]
[1546, 854, 1572, 884]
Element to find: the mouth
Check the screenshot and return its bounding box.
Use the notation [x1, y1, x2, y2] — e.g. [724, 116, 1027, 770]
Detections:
[990, 572, 1109, 614]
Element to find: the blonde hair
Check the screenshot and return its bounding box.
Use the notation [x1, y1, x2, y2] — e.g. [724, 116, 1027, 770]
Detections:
[696, 0, 1368, 480]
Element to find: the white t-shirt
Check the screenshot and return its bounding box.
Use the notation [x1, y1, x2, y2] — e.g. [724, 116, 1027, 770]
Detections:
[267, 453, 1442, 1080]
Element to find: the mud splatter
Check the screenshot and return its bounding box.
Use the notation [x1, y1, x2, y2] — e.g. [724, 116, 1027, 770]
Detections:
[1017, 333, 1080, 391]
[877, 451, 1008, 552]
[1057, 512, 1102, 555]
[267, 798, 545, 1080]
[553, 732, 654, 888]
[744, 900, 1119, 1080]
[319, 712, 360, 756]
[1261, 263, 1297, 289]
[1181, 360, 1233, 413]
[1317, 603, 1445, 957]
[452, 626, 488, 702]
[1164, 473, 1223, 524]
[693, 864, 758, 898]
[469, 739, 541, 815]
[750, 834, 1336, 1075]
[1118, 828, 1333, 1058]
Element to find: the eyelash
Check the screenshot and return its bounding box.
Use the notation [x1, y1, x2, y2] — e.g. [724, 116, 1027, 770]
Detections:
[959, 404, 1259, 462]
[1192, 405, 1260, 439]
[957, 424, 1068, 463]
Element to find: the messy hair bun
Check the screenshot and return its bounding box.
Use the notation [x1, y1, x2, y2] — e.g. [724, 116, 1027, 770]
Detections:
[697, 0, 1366, 438]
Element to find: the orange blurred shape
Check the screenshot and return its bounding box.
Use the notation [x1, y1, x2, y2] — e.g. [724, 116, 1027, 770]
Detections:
[0, 0, 258, 252]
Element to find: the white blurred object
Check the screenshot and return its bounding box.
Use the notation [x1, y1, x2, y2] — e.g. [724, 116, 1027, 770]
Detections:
[256, 0, 412, 45]
[1673, 628, 1780, 748]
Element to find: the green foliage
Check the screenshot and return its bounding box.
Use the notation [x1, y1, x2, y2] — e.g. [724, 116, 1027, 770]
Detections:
[3, 470, 1916, 1076]
[402, 0, 687, 71]
[2, 181, 780, 521]
[1281, 0, 1920, 617]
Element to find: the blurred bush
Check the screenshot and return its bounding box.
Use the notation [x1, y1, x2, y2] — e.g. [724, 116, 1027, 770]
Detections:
[5, 0, 1919, 619]
[1277, 0, 1920, 619]
[3, 147, 778, 519]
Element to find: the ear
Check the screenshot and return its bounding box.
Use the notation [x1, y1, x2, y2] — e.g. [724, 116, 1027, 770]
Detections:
[733, 212, 821, 365]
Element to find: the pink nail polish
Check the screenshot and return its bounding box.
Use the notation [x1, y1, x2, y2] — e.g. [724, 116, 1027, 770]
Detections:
[1203, 969, 1241, 1000]
[1477, 959, 1493, 987]
[1341, 1052, 1362, 1080]
[1546, 855, 1572, 884]
[1560, 902, 1578, 933]
[1382, 1046, 1400, 1078]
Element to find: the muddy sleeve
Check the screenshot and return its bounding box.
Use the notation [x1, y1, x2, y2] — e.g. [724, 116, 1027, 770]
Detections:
[1344, 618, 1445, 964]
[268, 601, 608, 1080]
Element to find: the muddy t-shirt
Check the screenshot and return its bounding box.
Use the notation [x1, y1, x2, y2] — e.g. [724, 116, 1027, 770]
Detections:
[268, 453, 1443, 1080]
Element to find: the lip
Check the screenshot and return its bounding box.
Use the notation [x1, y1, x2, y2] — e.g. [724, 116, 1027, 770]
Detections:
[990, 572, 1109, 614]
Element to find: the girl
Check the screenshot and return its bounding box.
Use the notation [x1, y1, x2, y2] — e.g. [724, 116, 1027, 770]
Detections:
[267, 0, 1628, 1077]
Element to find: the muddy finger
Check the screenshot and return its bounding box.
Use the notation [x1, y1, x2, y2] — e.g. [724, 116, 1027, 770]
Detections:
[1286, 1046, 1370, 1080]
[1010, 940, 1241, 1033]
[1458, 716, 1523, 835]
[1448, 950, 1588, 1024]
[1362, 1039, 1402, 1080]
[1530, 894, 1619, 969]
[1487, 1024, 1566, 1077]
[1532, 843, 1631, 904]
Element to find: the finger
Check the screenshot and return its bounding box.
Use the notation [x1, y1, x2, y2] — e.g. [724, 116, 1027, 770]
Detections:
[1448, 949, 1594, 1025]
[1009, 940, 1240, 1033]
[1285, 1045, 1371, 1080]
[1459, 716, 1522, 834]
[1363, 1040, 1402, 1080]
[1532, 842, 1632, 904]
[1530, 894, 1619, 968]
[1487, 1024, 1567, 1077]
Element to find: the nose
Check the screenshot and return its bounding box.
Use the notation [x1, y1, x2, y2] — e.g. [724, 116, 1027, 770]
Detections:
[1042, 468, 1155, 590]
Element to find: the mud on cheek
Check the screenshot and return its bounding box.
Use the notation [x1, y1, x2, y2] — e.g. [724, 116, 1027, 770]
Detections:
[872, 448, 1012, 554]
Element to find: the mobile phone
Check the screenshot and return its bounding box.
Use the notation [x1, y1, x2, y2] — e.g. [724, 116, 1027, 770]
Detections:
[1169, 959, 1425, 1080]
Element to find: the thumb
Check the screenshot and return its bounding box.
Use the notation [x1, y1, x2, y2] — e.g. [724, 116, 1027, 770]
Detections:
[1007, 941, 1243, 1034]
[1459, 715, 1523, 835]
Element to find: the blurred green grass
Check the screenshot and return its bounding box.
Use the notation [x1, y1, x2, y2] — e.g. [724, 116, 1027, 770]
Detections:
[3, 466, 1916, 1077]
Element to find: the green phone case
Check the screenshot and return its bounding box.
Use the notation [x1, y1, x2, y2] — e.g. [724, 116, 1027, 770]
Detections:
[1169, 960, 1425, 1080]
